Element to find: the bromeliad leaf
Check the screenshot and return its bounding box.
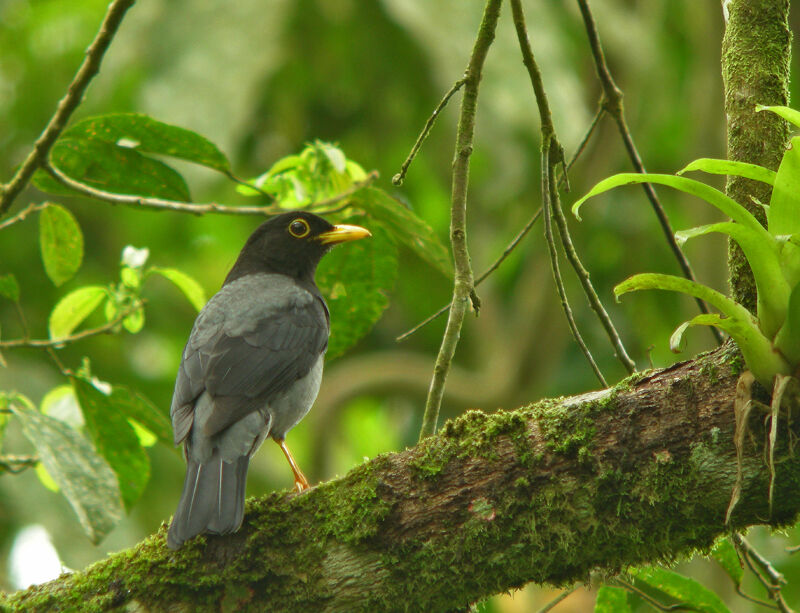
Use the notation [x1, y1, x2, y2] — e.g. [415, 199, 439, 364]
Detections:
[774, 280, 800, 364]
[10, 400, 124, 544]
[678, 158, 777, 185]
[39, 203, 84, 286]
[72, 377, 150, 511]
[354, 187, 452, 277]
[757, 104, 800, 130]
[317, 219, 397, 359]
[49, 285, 107, 340]
[628, 567, 731, 613]
[61, 113, 232, 174]
[768, 135, 800, 235]
[148, 267, 207, 312]
[573, 173, 769, 238]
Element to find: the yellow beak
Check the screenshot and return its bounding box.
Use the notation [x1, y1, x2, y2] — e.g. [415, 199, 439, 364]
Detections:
[317, 224, 372, 245]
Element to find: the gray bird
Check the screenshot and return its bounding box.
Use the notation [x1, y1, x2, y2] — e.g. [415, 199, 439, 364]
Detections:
[167, 211, 370, 549]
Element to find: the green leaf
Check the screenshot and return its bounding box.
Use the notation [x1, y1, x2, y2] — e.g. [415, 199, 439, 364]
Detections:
[710, 537, 743, 587]
[39, 203, 84, 287]
[48, 137, 191, 201]
[616, 274, 787, 386]
[775, 280, 800, 364]
[629, 567, 731, 613]
[148, 267, 207, 312]
[41, 384, 84, 429]
[594, 586, 631, 612]
[0, 273, 20, 301]
[72, 377, 150, 511]
[757, 104, 800, 129]
[317, 218, 397, 359]
[123, 306, 145, 334]
[678, 158, 777, 185]
[61, 113, 232, 173]
[768, 135, 800, 235]
[353, 187, 452, 277]
[675, 222, 786, 337]
[109, 385, 172, 445]
[48, 285, 107, 340]
[573, 173, 769, 238]
[10, 400, 124, 543]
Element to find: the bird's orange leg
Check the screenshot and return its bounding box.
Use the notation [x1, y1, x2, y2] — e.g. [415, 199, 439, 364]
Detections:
[276, 438, 310, 492]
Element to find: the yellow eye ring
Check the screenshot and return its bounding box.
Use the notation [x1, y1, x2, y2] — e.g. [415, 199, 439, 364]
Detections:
[288, 218, 310, 238]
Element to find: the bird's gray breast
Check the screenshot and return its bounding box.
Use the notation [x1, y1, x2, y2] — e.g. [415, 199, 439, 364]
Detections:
[266, 354, 323, 440]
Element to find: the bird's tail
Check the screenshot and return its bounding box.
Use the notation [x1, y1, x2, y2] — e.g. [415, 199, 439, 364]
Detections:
[167, 453, 249, 550]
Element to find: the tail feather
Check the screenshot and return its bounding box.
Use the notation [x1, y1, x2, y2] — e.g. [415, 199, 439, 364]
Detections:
[167, 453, 249, 550]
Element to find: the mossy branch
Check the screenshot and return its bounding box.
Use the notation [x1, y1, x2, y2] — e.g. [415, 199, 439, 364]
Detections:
[5, 345, 800, 612]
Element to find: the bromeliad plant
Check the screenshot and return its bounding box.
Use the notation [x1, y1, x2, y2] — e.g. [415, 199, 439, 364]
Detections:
[573, 105, 800, 390]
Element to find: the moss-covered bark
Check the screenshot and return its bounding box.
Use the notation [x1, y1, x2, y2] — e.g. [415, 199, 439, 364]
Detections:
[3, 346, 799, 612]
[722, 0, 791, 309]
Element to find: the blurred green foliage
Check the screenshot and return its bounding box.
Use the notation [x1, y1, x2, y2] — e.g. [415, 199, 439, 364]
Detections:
[1, 0, 799, 610]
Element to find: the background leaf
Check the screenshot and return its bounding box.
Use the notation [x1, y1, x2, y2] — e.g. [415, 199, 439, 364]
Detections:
[45, 138, 191, 201]
[629, 567, 731, 613]
[109, 385, 172, 445]
[317, 218, 397, 359]
[60, 113, 232, 173]
[48, 285, 107, 339]
[0, 273, 20, 302]
[39, 203, 84, 286]
[72, 377, 150, 511]
[354, 187, 452, 277]
[710, 537, 743, 588]
[594, 585, 631, 612]
[10, 400, 124, 544]
[148, 267, 207, 312]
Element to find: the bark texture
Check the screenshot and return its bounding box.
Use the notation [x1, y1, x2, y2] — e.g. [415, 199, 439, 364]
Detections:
[4, 346, 800, 612]
[722, 0, 791, 309]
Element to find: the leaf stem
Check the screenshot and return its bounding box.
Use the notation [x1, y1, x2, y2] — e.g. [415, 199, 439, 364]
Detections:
[0, 0, 136, 218]
[419, 0, 502, 440]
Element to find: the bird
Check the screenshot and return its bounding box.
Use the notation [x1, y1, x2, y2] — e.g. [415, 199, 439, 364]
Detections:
[166, 211, 371, 549]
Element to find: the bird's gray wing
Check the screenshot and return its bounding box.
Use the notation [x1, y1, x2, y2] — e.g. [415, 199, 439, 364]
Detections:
[170, 274, 329, 444]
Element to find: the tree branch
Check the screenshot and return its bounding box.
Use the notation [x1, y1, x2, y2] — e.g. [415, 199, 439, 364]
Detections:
[5, 345, 800, 611]
[0, 0, 136, 218]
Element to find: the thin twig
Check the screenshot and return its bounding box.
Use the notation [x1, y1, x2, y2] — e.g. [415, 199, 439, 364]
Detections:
[0, 304, 139, 349]
[0, 0, 136, 218]
[45, 163, 377, 217]
[535, 586, 578, 613]
[511, 0, 634, 376]
[542, 155, 607, 386]
[574, 0, 723, 345]
[733, 534, 794, 613]
[0, 202, 50, 232]
[419, 0, 502, 441]
[393, 79, 467, 186]
[396, 207, 542, 342]
[557, 106, 604, 189]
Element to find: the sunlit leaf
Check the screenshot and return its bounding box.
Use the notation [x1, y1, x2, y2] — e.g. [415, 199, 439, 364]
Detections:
[123, 306, 145, 334]
[39, 203, 84, 286]
[0, 273, 20, 302]
[10, 400, 124, 543]
[41, 384, 84, 429]
[317, 218, 397, 359]
[757, 104, 800, 129]
[594, 585, 631, 612]
[148, 267, 207, 312]
[353, 187, 452, 277]
[768, 135, 800, 235]
[61, 113, 232, 173]
[710, 537, 743, 587]
[72, 377, 150, 511]
[678, 158, 776, 185]
[48, 285, 107, 340]
[629, 567, 731, 613]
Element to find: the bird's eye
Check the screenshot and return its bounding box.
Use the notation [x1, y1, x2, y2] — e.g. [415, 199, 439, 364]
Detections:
[288, 218, 310, 238]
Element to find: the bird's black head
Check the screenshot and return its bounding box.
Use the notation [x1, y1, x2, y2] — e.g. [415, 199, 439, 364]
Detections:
[224, 211, 370, 286]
